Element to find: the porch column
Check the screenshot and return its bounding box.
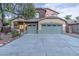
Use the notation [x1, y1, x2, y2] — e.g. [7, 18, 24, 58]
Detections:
[11, 21, 14, 29]
[38, 22, 42, 31]
[62, 24, 66, 33]
[23, 22, 27, 32]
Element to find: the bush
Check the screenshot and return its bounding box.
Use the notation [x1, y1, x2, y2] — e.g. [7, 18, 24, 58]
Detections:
[0, 28, 1, 32]
[3, 20, 11, 26]
[11, 29, 20, 38]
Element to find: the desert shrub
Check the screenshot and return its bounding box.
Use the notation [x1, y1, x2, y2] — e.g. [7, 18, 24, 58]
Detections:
[3, 20, 11, 26]
[11, 29, 20, 37]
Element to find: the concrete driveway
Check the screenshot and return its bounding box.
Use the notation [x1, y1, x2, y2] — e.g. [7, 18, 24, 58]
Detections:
[0, 34, 79, 56]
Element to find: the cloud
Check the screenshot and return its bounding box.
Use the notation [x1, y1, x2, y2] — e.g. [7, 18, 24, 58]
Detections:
[41, 3, 79, 19]
[58, 5, 79, 19]
[41, 3, 61, 11]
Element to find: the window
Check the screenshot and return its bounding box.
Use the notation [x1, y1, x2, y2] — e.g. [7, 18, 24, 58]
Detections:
[56, 25, 61, 26]
[42, 24, 46, 26]
[28, 24, 36, 26]
[35, 13, 39, 18]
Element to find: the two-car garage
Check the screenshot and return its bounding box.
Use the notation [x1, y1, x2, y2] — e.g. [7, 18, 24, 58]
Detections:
[38, 18, 66, 34]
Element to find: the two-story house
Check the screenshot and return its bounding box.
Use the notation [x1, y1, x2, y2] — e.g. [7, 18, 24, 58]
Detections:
[11, 8, 66, 34]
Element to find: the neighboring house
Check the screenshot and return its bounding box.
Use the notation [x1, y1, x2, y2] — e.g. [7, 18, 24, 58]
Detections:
[11, 8, 67, 34]
[66, 20, 79, 34]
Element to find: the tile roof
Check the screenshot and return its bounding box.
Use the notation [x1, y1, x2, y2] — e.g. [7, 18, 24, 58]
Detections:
[35, 8, 59, 14]
[12, 18, 44, 22]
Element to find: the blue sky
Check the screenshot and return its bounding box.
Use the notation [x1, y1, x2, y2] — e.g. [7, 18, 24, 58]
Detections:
[34, 3, 79, 19]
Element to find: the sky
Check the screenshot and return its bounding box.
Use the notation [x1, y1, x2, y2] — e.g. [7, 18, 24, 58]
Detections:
[34, 3, 79, 19]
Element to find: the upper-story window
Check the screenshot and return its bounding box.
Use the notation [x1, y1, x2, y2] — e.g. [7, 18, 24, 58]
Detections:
[35, 13, 39, 18]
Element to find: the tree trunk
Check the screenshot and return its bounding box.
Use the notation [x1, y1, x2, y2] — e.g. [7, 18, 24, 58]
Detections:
[0, 3, 5, 32]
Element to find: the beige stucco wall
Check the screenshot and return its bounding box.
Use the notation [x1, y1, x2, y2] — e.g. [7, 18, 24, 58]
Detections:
[11, 18, 26, 29]
[38, 19, 66, 33]
[45, 9, 58, 17]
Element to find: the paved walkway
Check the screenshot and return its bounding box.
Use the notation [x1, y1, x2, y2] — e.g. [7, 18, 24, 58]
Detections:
[0, 34, 79, 56]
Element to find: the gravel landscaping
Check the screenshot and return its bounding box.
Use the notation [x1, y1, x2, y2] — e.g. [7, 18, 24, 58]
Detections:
[0, 33, 20, 47]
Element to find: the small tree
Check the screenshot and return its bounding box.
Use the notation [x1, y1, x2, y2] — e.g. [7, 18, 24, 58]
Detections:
[5, 3, 36, 19]
[76, 16, 79, 20]
[18, 3, 35, 19]
[64, 15, 72, 20]
[24, 3, 35, 19]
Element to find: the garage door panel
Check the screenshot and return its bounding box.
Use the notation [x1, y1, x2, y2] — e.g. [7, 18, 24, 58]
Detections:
[39, 24, 63, 34]
[26, 23, 37, 34]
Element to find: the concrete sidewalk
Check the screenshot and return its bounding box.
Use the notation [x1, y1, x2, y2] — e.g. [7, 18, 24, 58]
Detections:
[66, 33, 79, 39]
[0, 34, 79, 56]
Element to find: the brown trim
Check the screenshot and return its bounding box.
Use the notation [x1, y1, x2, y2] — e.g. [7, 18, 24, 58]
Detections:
[25, 21, 38, 23]
[35, 8, 46, 13]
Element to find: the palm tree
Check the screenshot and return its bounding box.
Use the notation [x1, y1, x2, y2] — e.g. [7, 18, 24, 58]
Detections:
[76, 16, 79, 20]
[64, 15, 72, 20]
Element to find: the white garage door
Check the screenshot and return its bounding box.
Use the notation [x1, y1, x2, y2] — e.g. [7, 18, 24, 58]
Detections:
[26, 23, 37, 34]
[39, 24, 63, 34]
